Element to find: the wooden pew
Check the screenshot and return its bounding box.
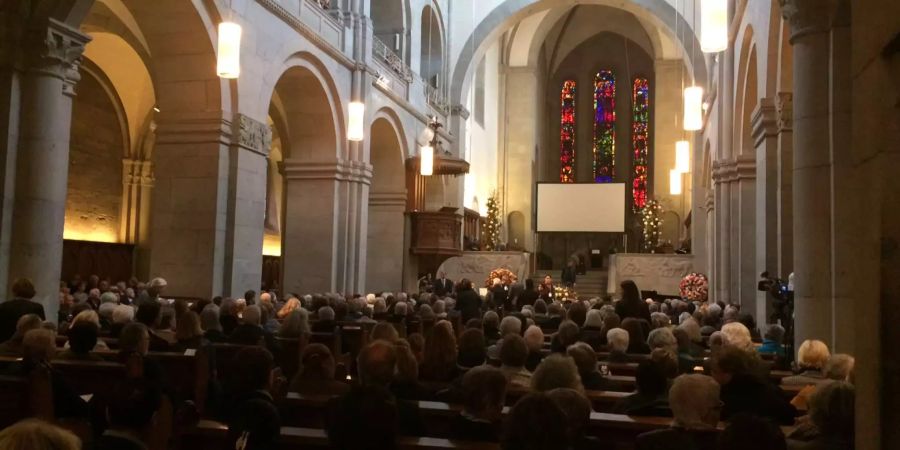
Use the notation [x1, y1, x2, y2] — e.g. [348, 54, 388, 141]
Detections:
[179, 419, 501, 450]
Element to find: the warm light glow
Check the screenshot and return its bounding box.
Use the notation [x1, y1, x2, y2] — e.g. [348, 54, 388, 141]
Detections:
[420, 145, 434, 176]
[216, 22, 242, 79]
[670, 169, 683, 195]
[262, 234, 282, 257]
[701, 0, 728, 53]
[348, 102, 365, 141]
[675, 140, 691, 173]
[684, 86, 704, 131]
[63, 228, 118, 243]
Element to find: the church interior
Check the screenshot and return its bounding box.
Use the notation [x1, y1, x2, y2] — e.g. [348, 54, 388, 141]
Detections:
[0, 0, 897, 448]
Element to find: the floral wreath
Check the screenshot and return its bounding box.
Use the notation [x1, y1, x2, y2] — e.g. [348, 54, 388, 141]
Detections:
[485, 268, 518, 287]
[679, 272, 709, 302]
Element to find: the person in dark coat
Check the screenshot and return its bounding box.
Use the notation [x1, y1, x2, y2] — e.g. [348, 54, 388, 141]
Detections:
[561, 260, 577, 288]
[224, 347, 281, 450]
[636, 374, 722, 450]
[96, 380, 162, 450]
[450, 366, 507, 442]
[134, 300, 171, 351]
[712, 348, 797, 426]
[613, 360, 671, 417]
[433, 271, 454, 297]
[230, 306, 280, 358]
[615, 280, 651, 322]
[0, 278, 45, 343]
[517, 279, 540, 309]
[454, 279, 482, 323]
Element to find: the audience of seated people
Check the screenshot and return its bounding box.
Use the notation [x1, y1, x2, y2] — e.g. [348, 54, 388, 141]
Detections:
[0, 274, 861, 450]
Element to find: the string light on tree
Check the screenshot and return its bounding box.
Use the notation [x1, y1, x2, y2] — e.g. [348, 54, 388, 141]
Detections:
[640, 199, 664, 253]
[483, 191, 502, 251]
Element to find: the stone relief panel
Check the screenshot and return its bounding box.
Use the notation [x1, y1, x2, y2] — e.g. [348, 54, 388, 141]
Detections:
[607, 254, 694, 296]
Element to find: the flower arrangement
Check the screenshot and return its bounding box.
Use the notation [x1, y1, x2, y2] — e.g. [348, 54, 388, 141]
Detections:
[485, 268, 518, 287]
[679, 272, 709, 302]
[554, 285, 578, 302]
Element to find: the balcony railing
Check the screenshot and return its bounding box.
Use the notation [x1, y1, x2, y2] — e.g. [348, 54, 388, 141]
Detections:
[425, 83, 450, 116]
[373, 37, 414, 83]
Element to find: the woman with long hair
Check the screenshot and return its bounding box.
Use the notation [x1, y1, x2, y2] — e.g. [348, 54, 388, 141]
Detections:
[615, 280, 651, 322]
[419, 320, 459, 382]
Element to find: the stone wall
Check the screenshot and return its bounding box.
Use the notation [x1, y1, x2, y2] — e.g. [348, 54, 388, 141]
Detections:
[65, 71, 123, 242]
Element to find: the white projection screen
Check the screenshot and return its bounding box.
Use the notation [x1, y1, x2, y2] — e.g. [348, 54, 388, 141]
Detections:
[536, 183, 626, 232]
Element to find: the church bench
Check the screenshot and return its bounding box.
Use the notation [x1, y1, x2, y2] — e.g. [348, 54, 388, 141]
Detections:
[178, 419, 501, 450]
[0, 373, 53, 427]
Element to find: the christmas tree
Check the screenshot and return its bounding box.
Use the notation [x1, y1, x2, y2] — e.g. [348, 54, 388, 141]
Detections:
[483, 191, 501, 251]
[640, 199, 663, 252]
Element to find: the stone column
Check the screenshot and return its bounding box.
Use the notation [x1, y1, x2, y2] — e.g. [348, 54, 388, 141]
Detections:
[781, 0, 838, 347]
[281, 159, 371, 295]
[502, 68, 538, 252]
[774, 92, 793, 277]
[121, 158, 153, 278]
[752, 98, 779, 322]
[828, 0, 854, 353]
[366, 191, 406, 292]
[8, 20, 88, 319]
[0, 13, 23, 298]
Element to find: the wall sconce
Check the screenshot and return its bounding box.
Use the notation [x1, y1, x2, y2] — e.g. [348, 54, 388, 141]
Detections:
[670, 169, 683, 195]
[675, 140, 691, 173]
[683, 86, 704, 131]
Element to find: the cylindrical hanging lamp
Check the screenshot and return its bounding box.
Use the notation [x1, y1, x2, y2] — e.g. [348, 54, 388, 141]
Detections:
[420, 145, 434, 176]
[683, 86, 704, 131]
[675, 140, 691, 173]
[700, 0, 728, 53]
[216, 22, 242, 79]
[347, 102, 365, 141]
[670, 169, 683, 195]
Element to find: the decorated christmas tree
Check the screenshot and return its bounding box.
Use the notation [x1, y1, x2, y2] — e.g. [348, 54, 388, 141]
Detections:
[640, 199, 663, 252]
[483, 191, 501, 251]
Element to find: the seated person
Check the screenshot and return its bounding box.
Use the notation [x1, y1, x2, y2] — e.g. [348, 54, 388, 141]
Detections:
[289, 343, 350, 396]
[56, 321, 105, 361]
[498, 334, 532, 388]
[134, 301, 171, 351]
[613, 360, 671, 416]
[230, 306, 280, 358]
[523, 325, 545, 372]
[0, 314, 42, 356]
[787, 381, 854, 450]
[712, 347, 797, 425]
[581, 310, 606, 351]
[327, 385, 399, 450]
[567, 342, 612, 391]
[224, 347, 281, 450]
[311, 306, 337, 333]
[757, 324, 787, 358]
[7, 329, 88, 419]
[457, 328, 487, 370]
[791, 353, 855, 411]
[717, 413, 787, 450]
[390, 340, 424, 401]
[547, 388, 604, 450]
[782, 340, 831, 386]
[0, 419, 80, 449]
[636, 374, 721, 450]
[451, 366, 507, 442]
[96, 380, 162, 450]
[503, 393, 568, 450]
[605, 328, 631, 363]
[482, 311, 501, 344]
[174, 311, 207, 351]
[550, 320, 580, 354]
[117, 323, 167, 388]
[531, 354, 584, 393]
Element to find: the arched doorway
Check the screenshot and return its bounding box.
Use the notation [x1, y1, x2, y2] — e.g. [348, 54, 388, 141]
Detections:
[366, 115, 407, 292]
[266, 62, 344, 295]
[420, 5, 444, 88]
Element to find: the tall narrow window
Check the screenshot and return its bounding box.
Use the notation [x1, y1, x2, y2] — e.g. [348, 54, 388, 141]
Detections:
[560, 80, 577, 182]
[593, 71, 616, 182]
[632, 77, 650, 211]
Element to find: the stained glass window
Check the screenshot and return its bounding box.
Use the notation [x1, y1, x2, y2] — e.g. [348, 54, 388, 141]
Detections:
[593, 71, 616, 183]
[560, 80, 576, 182]
[632, 77, 650, 211]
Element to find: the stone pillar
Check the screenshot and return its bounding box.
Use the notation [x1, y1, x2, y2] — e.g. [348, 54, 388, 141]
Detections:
[281, 159, 371, 295]
[712, 158, 755, 306]
[149, 113, 269, 299]
[774, 92, 793, 277]
[828, 0, 854, 353]
[0, 14, 22, 298]
[502, 68, 538, 252]
[712, 172, 731, 302]
[366, 191, 406, 292]
[782, 0, 838, 347]
[752, 98, 779, 322]
[121, 158, 153, 278]
[7, 20, 88, 319]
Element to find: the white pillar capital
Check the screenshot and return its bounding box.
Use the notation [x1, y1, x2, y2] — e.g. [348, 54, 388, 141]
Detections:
[23, 19, 90, 95]
[780, 0, 838, 41]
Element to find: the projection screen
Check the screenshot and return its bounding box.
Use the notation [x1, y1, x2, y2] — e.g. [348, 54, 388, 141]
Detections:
[536, 183, 626, 232]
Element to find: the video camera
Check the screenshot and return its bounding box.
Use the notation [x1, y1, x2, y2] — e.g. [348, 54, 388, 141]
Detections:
[757, 272, 792, 302]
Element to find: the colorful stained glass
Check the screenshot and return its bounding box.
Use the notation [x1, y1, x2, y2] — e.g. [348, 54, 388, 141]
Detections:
[632, 77, 650, 212]
[560, 80, 577, 182]
[593, 71, 616, 183]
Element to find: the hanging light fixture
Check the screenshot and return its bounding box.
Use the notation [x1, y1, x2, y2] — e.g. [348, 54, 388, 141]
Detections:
[347, 102, 365, 141]
[683, 86, 704, 131]
[216, 22, 242, 79]
[670, 169, 683, 195]
[675, 140, 691, 173]
[420, 144, 434, 176]
[700, 0, 728, 53]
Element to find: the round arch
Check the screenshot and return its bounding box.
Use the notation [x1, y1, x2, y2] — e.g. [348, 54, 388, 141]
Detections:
[451, 0, 709, 107]
[734, 24, 759, 155]
[420, 4, 445, 88]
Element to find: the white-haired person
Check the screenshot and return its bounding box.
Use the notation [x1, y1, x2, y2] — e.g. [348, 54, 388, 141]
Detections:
[523, 325, 545, 371]
[782, 339, 831, 387]
[605, 328, 630, 363]
[581, 309, 606, 351]
[136, 277, 167, 306]
[790, 353, 856, 412]
[109, 304, 135, 338]
[64, 310, 109, 351]
[487, 316, 522, 360]
[720, 322, 756, 353]
[635, 374, 721, 450]
[677, 318, 705, 357]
